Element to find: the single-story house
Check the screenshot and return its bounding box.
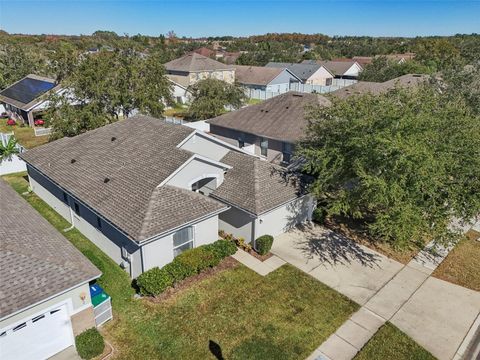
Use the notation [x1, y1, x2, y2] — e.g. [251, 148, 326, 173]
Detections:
[266, 62, 334, 86]
[207, 91, 331, 164]
[232, 65, 300, 93]
[0, 179, 102, 360]
[0, 74, 62, 127]
[164, 53, 235, 87]
[20, 116, 314, 278]
[330, 74, 428, 99]
[303, 60, 363, 79]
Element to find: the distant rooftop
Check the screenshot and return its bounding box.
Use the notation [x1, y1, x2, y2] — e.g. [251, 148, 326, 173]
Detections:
[232, 65, 286, 86]
[265, 62, 330, 82]
[208, 91, 331, 143]
[164, 53, 231, 73]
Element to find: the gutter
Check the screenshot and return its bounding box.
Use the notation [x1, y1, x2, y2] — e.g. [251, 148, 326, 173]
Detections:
[0, 275, 101, 324]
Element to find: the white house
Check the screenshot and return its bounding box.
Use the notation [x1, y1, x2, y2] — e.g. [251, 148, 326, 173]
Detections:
[232, 65, 300, 93]
[0, 179, 102, 360]
[265, 62, 334, 86]
[20, 116, 314, 278]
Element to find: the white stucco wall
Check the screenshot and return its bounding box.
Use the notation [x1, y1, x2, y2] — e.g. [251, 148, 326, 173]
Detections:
[255, 195, 315, 238]
[141, 215, 220, 272]
[179, 133, 230, 161]
[306, 67, 334, 85]
[0, 283, 91, 330]
[29, 177, 71, 222]
[343, 63, 362, 77]
[165, 157, 226, 190]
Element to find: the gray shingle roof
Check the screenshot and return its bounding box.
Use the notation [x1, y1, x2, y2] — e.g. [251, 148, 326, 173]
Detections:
[232, 65, 285, 86]
[211, 151, 303, 215]
[164, 53, 231, 73]
[208, 91, 331, 143]
[0, 179, 101, 320]
[20, 116, 227, 242]
[330, 74, 428, 99]
[265, 62, 326, 82]
[315, 60, 361, 76]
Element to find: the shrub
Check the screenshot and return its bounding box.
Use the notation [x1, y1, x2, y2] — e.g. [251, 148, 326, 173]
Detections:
[75, 328, 104, 359]
[255, 235, 274, 255]
[312, 208, 326, 224]
[136, 267, 173, 296]
[212, 239, 237, 258]
[174, 246, 220, 273]
[163, 260, 195, 283]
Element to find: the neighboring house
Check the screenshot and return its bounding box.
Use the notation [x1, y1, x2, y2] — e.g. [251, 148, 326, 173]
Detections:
[193, 47, 216, 58]
[20, 116, 313, 278]
[314, 60, 363, 79]
[167, 74, 192, 104]
[266, 62, 334, 86]
[0, 74, 61, 127]
[207, 91, 331, 163]
[0, 179, 101, 360]
[330, 74, 428, 99]
[164, 53, 235, 87]
[216, 50, 241, 65]
[233, 65, 300, 93]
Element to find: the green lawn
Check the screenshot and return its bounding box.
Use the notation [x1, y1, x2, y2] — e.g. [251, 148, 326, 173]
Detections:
[0, 119, 49, 149]
[354, 323, 436, 360]
[3, 172, 359, 360]
[433, 229, 480, 291]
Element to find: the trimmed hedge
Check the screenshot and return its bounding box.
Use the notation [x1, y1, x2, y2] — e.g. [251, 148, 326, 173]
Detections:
[75, 328, 104, 359]
[255, 235, 274, 255]
[136, 239, 236, 296]
[136, 267, 174, 296]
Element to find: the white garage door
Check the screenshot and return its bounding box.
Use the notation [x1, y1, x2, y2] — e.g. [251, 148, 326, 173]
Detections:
[0, 304, 73, 360]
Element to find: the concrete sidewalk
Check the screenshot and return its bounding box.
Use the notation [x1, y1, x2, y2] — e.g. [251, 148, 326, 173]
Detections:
[272, 225, 480, 360]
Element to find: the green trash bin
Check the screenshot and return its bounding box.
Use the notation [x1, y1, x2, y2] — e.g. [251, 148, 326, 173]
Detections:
[92, 292, 109, 307]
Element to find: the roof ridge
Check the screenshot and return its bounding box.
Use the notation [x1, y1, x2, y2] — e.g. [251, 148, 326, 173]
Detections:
[252, 158, 262, 213]
[138, 186, 164, 240]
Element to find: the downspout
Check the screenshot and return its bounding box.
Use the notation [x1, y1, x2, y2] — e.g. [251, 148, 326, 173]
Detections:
[63, 204, 75, 232]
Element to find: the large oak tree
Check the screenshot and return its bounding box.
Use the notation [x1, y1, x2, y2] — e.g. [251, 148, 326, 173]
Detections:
[298, 85, 480, 248]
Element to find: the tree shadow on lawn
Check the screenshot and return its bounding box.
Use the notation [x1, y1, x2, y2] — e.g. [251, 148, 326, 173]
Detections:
[294, 224, 382, 268]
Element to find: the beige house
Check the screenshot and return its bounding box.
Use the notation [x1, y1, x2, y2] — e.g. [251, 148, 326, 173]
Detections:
[266, 62, 334, 86]
[164, 53, 235, 88]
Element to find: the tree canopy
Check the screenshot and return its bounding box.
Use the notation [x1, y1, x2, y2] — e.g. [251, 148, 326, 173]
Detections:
[358, 57, 431, 82]
[298, 85, 480, 248]
[46, 49, 172, 138]
[187, 79, 246, 120]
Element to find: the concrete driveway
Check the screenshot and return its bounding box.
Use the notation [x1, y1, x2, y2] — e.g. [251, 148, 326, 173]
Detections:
[274, 225, 480, 360]
[271, 225, 404, 305]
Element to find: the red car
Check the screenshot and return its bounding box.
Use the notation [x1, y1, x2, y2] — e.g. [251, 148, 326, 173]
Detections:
[6, 119, 16, 126]
[34, 119, 45, 126]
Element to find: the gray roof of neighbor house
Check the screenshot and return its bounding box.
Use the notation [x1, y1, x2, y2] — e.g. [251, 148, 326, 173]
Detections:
[164, 53, 231, 73]
[166, 74, 191, 89]
[0, 74, 60, 111]
[305, 60, 362, 76]
[232, 65, 287, 86]
[20, 116, 228, 243]
[211, 151, 303, 215]
[265, 62, 331, 82]
[0, 179, 101, 320]
[207, 91, 331, 143]
[330, 74, 428, 99]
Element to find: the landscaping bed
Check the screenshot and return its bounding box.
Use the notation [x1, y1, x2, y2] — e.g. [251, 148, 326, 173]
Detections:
[354, 323, 436, 360]
[432, 229, 480, 291]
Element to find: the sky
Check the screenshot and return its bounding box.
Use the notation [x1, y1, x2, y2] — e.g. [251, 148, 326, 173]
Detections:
[0, 1, 479, 38]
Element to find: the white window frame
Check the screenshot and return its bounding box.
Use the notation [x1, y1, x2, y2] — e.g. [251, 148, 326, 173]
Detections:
[172, 225, 195, 257]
